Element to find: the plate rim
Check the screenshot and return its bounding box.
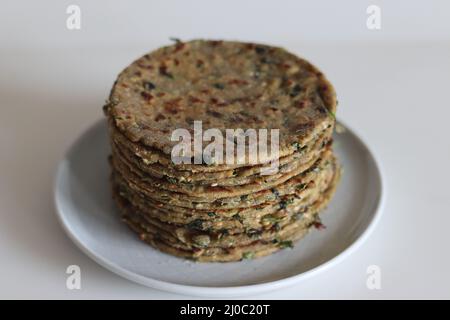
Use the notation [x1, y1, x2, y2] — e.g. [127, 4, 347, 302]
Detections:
[53, 118, 385, 297]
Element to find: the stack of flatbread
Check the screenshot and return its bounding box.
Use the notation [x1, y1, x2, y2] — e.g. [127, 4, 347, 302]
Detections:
[103, 40, 341, 262]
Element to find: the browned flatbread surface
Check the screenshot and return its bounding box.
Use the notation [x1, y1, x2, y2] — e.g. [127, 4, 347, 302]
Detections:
[104, 39, 336, 166]
[104, 39, 340, 262]
[116, 164, 341, 262]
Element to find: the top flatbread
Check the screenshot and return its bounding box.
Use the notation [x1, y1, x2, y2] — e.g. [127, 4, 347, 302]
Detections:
[104, 39, 336, 166]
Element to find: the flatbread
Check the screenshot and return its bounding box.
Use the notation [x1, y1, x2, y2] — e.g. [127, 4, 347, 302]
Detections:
[103, 40, 341, 262]
[118, 164, 341, 262]
[112, 156, 337, 233]
[109, 119, 333, 184]
[104, 40, 337, 168]
[111, 149, 335, 209]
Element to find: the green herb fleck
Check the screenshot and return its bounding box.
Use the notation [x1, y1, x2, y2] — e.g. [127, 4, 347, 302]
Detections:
[290, 84, 302, 97]
[169, 37, 182, 43]
[242, 252, 255, 260]
[207, 212, 216, 217]
[296, 183, 307, 191]
[279, 198, 294, 210]
[327, 109, 336, 120]
[232, 214, 243, 222]
[246, 228, 262, 238]
[271, 188, 280, 199]
[218, 228, 229, 236]
[262, 214, 283, 224]
[292, 142, 308, 153]
[143, 81, 156, 91]
[278, 240, 293, 249]
[255, 46, 266, 54]
[273, 222, 281, 231]
[165, 176, 177, 184]
[187, 219, 204, 231]
[213, 83, 225, 90]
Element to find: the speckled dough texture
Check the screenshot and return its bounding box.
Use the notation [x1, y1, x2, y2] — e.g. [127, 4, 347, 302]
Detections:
[104, 39, 336, 165]
[104, 39, 340, 262]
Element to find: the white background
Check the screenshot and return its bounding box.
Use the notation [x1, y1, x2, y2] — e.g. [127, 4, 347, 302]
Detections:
[1, 0, 450, 299]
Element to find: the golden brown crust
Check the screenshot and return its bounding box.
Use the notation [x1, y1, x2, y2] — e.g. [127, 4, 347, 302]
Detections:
[117, 164, 341, 262]
[105, 40, 336, 164]
[104, 40, 340, 262]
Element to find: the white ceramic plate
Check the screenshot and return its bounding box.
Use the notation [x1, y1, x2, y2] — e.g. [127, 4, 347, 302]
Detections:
[54, 119, 384, 297]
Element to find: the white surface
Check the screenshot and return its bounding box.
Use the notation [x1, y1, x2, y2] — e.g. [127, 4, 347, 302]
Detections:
[54, 120, 383, 297]
[1, 0, 450, 299]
